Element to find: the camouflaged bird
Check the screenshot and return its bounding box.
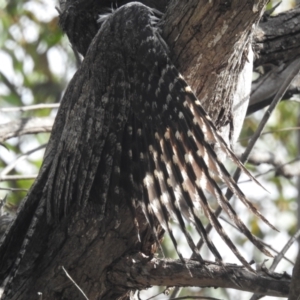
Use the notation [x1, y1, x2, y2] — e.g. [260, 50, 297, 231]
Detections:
[0, 2, 274, 298]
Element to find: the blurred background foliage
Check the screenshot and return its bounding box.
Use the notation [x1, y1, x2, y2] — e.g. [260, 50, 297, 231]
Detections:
[0, 0, 299, 299]
[0, 0, 77, 207]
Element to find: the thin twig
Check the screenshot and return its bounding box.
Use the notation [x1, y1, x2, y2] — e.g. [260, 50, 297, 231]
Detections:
[270, 229, 300, 272]
[219, 216, 295, 265]
[239, 126, 300, 142]
[0, 71, 20, 99]
[230, 57, 300, 196]
[61, 266, 89, 300]
[0, 144, 47, 177]
[0, 103, 60, 113]
[0, 187, 28, 192]
[237, 156, 300, 184]
[0, 175, 37, 182]
[249, 229, 300, 300]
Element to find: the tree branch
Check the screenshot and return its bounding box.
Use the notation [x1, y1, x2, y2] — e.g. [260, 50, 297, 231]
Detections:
[254, 7, 300, 67]
[235, 147, 300, 178]
[251, 229, 300, 300]
[109, 254, 290, 298]
[0, 104, 59, 113]
[249, 7, 300, 114]
[0, 117, 54, 142]
[249, 60, 300, 114]
[0, 175, 37, 182]
[0, 144, 46, 177]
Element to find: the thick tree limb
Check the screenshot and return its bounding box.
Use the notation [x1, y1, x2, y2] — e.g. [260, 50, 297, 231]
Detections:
[109, 254, 291, 298]
[249, 7, 300, 114]
[254, 7, 300, 67]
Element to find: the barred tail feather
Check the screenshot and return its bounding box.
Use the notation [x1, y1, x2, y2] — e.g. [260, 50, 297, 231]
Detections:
[162, 125, 255, 269]
[182, 94, 277, 231]
[142, 126, 185, 262]
[161, 131, 222, 261]
[147, 127, 205, 262]
[185, 94, 267, 191]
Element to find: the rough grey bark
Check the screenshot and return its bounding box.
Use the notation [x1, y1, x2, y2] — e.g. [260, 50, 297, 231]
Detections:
[1, 1, 293, 300]
[249, 7, 300, 114]
[254, 7, 300, 67]
[162, 1, 265, 144]
[109, 254, 290, 298]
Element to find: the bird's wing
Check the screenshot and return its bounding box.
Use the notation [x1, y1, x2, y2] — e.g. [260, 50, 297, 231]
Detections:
[114, 3, 275, 269]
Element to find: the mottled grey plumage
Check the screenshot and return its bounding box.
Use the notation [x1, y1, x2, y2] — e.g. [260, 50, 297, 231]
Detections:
[0, 2, 273, 298]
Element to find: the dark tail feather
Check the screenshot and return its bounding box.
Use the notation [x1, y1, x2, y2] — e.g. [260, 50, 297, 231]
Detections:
[133, 120, 166, 257]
